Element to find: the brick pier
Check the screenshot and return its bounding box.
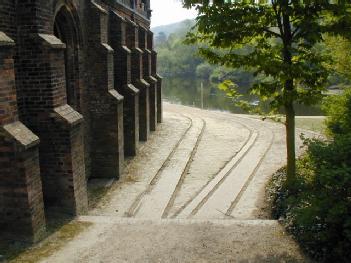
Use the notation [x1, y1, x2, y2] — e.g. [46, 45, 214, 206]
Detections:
[0, 0, 162, 242]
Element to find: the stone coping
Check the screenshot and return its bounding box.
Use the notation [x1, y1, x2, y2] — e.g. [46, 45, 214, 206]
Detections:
[145, 76, 157, 84]
[3, 121, 40, 150]
[142, 48, 152, 54]
[138, 79, 150, 87]
[124, 84, 139, 95]
[101, 43, 114, 53]
[120, 45, 131, 53]
[109, 89, 124, 102]
[91, 0, 108, 14]
[131, 47, 143, 54]
[125, 18, 137, 27]
[154, 73, 163, 80]
[54, 105, 83, 127]
[38, 34, 66, 49]
[110, 9, 125, 21]
[0, 32, 15, 47]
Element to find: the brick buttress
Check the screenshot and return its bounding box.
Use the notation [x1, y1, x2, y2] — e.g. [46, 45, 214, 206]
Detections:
[149, 31, 163, 123]
[139, 26, 158, 131]
[109, 11, 140, 157]
[87, 1, 124, 179]
[15, 0, 88, 216]
[0, 32, 46, 242]
[126, 19, 150, 141]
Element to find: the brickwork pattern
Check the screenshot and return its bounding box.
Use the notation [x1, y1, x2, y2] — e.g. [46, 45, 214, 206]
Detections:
[87, 2, 124, 179]
[140, 27, 158, 131]
[127, 19, 150, 141]
[151, 50, 163, 123]
[109, 11, 140, 157]
[0, 33, 46, 242]
[0, 0, 162, 242]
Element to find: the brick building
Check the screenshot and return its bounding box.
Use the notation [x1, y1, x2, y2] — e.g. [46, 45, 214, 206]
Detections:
[0, 0, 162, 242]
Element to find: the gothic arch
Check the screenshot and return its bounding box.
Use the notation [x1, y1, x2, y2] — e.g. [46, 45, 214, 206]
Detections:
[53, 1, 82, 110]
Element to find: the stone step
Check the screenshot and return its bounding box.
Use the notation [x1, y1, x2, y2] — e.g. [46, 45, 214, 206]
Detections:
[41, 215, 308, 263]
[78, 215, 277, 226]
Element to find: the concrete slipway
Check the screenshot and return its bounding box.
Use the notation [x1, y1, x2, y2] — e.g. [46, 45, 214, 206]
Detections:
[40, 103, 319, 263]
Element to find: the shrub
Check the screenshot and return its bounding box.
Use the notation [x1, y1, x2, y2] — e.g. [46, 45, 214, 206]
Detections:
[268, 136, 351, 262]
[268, 87, 351, 262]
[322, 88, 351, 137]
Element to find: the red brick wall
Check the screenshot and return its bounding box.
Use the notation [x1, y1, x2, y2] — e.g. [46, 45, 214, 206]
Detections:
[0, 33, 46, 242]
[0, 0, 162, 242]
[86, 2, 124, 179]
[109, 12, 140, 156]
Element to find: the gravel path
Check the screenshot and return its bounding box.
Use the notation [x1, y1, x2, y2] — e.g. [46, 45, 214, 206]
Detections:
[40, 103, 318, 263]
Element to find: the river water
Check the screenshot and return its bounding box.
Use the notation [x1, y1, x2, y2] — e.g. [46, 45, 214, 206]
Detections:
[162, 77, 324, 116]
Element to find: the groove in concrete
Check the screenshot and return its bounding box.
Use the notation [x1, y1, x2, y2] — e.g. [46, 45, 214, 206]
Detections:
[132, 117, 205, 218]
[225, 130, 275, 216]
[124, 114, 193, 217]
[169, 120, 254, 219]
[193, 128, 273, 219]
[177, 130, 259, 218]
[161, 118, 206, 218]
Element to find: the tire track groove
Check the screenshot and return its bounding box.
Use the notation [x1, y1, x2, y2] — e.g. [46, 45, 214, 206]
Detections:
[225, 129, 275, 216]
[128, 115, 205, 218]
[170, 121, 254, 219]
[188, 131, 259, 218]
[162, 118, 206, 219]
[190, 117, 273, 219]
[124, 114, 193, 217]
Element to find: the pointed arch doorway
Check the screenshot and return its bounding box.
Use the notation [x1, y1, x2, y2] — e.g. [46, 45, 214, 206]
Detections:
[54, 4, 82, 111]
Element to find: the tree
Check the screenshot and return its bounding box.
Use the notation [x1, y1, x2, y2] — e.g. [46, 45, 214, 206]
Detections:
[181, 0, 351, 185]
[196, 62, 214, 79]
[324, 35, 351, 82]
[155, 32, 167, 47]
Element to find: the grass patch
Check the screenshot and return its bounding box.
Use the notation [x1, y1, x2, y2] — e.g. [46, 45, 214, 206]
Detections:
[0, 216, 91, 263]
[269, 115, 326, 134]
[295, 118, 326, 134]
[88, 186, 110, 209]
[87, 174, 139, 210]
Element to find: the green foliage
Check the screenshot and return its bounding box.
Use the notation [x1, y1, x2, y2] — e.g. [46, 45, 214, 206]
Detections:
[182, 0, 351, 111]
[195, 63, 214, 79]
[156, 32, 202, 77]
[268, 88, 351, 262]
[155, 32, 167, 47]
[218, 79, 263, 113]
[210, 66, 255, 87]
[324, 35, 351, 83]
[153, 19, 196, 40]
[182, 0, 351, 183]
[155, 23, 203, 77]
[268, 136, 351, 262]
[154, 20, 256, 89]
[323, 88, 351, 136]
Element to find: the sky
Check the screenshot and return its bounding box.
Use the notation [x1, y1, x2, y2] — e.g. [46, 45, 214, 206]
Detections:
[150, 0, 197, 28]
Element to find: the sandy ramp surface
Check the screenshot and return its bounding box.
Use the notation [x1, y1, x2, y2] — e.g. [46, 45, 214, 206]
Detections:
[41, 103, 318, 263]
[42, 217, 307, 263]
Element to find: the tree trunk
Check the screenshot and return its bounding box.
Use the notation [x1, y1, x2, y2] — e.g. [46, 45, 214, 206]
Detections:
[281, 6, 296, 185]
[285, 102, 296, 186]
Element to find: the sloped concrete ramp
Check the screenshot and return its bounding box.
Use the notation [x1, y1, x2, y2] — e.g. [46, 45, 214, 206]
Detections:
[40, 104, 319, 263]
[41, 217, 307, 263]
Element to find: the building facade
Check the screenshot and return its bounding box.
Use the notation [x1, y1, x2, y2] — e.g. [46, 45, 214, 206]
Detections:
[0, 0, 162, 242]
